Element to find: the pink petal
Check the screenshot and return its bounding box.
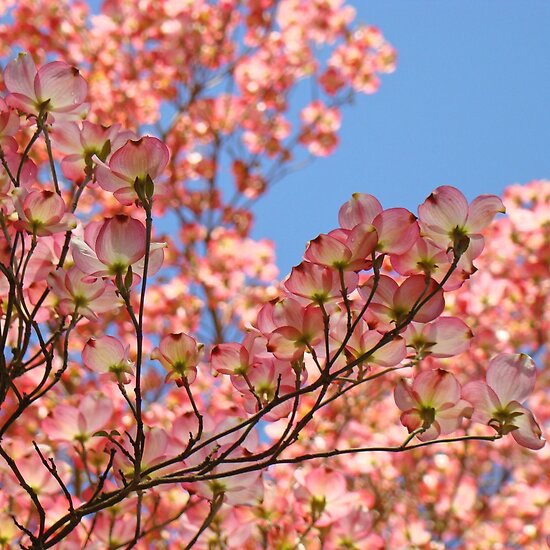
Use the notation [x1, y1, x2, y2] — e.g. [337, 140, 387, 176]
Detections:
[304, 234, 352, 268]
[305, 468, 347, 501]
[71, 237, 106, 277]
[372, 208, 419, 254]
[510, 405, 545, 450]
[61, 155, 87, 182]
[465, 194, 505, 233]
[35, 62, 88, 111]
[486, 353, 536, 405]
[400, 409, 423, 433]
[374, 337, 407, 367]
[302, 305, 325, 336]
[95, 161, 132, 192]
[338, 193, 383, 229]
[5, 94, 37, 114]
[362, 332, 406, 367]
[50, 122, 82, 154]
[416, 422, 442, 442]
[394, 275, 445, 324]
[83, 220, 102, 248]
[435, 399, 472, 435]
[394, 379, 417, 411]
[423, 317, 473, 358]
[462, 381, 501, 424]
[268, 327, 305, 360]
[211, 343, 248, 375]
[86, 288, 122, 315]
[358, 274, 398, 306]
[109, 136, 169, 181]
[4, 53, 37, 99]
[346, 223, 378, 265]
[132, 242, 166, 277]
[456, 233, 485, 273]
[142, 428, 168, 467]
[79, 394, 114, 433]
[113, 186, 140, 206]
[0, 101, 19, 136]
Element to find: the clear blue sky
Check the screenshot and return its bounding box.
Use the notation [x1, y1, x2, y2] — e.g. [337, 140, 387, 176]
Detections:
[253, 2, 550, 275]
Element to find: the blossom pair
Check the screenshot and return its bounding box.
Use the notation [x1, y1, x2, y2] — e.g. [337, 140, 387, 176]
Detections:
[395, 353, 545, 450]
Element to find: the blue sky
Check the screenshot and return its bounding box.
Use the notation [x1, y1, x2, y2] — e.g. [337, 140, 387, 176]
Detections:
[253, 2, 550, 275]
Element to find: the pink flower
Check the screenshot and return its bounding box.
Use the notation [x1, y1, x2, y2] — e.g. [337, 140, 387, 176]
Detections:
[192, 464, 263, 506]
[48, 266, 122, 320]
[42, 394, 114, 444]
[418, 186, 504, 262]
[94, 136, 169, 204]
[267, 301, 324, 361]
[211, 333, 265, 377]
[462, 353, 545, 450]
[13, 189, 76, 236]
[82, 335, 134, 383]
[4, 53, 88, 120]
[294, 467, 356, 526]
[338, 194, 419, 255]
[371, 207, 419, 255]
[231, 357, 299, 421]
[304, 225, 378, 271]
[151, 333, 203, 385]
[394, 369, 472, 441]
[390, 235, 474, 289]
[403, 317, 473, 359]
[113, 427, 172, 481]
[0, 151, 37, 214]
[339, 326, 407, 369]
[299, 101, 341, 156]
[284, 262, 358, 304]
[358, 274, 445, 329]
[51, 121, 135, 183]
[71, 215, 165, 279]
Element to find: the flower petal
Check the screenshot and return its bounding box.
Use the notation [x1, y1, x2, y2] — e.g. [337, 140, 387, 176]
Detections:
[4, 53, 36, 99]
[486, 353, 536, 405]
[465, 194, 505, 233]
[462, 381, 501, 424]
[510, 405, 545, 450]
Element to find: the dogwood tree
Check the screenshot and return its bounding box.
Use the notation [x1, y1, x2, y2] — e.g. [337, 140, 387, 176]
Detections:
[0, 1, 546, 548]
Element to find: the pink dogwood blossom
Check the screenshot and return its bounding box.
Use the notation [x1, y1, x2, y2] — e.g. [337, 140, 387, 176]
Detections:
[418, 185, 505, 265]
[71, 215, 165, 279]
[462, 353, 545, 450]
[4, 53, 88, 120]
[82, 335, 134, 383]
[151, 332, 203, 385]
[395, 369, 472, 441]
[13, 189, 76, 236]
[95, 136, 169, 204]
[48, 266, 121, 320]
